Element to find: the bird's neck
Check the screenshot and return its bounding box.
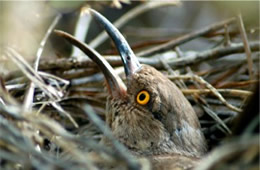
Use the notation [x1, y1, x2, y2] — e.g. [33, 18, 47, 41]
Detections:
[105, 100, 205, 158]
[117, 121, 205, 158]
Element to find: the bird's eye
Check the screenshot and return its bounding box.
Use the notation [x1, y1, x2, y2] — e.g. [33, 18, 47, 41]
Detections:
[136, 90, 150, 105]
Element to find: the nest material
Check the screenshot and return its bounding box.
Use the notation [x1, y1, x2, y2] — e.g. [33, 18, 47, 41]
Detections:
[1, 2, 259, 170]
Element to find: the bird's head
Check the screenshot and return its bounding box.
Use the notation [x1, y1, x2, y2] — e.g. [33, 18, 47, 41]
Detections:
[89, 9, 206, 156]
[57, 9, 207, 156]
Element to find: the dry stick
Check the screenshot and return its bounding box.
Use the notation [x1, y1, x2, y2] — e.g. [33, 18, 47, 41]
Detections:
[89, 1, 180, 48]
[13, 14, 78, 127]
[23, 14, 61, 111]
[111, 0, 129, 8]
[71, 67, 125, 86]
[159, 58, 186, 88]
[38, 71, 69, 92]
[5, 48, 60, 100]
[237, 14, 254, 80]
[204, 117, 233, 135]
[203, 106, 232, 134]
[181, 89, 252, 98]
[223, 24, 231, 46]
[1, 113, 69, 168]
[137, 17, 236, 57]
[175, 47, 231, 134]
[175, 46, 200, 90]
[0, 77, 19, 107]
[216, 79, 259, 89]
[166, 42, 259, 69]
[124, 26, 258, 39]
[162, 47, 204, 114]
[61, 68, 98, 79]
[160, 53, 231, 133]
[210, 67, 239, 87]
[39, 42, 260, 71]
[71, 6, 92, 58]
[0, 76, 7, 93]
[168, 75, 243, 113]
[5, 48, 78, 128]
[103, 38, 169, 55]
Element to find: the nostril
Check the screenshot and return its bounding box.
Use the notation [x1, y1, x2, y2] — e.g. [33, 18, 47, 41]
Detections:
[127, 56, 130, 60]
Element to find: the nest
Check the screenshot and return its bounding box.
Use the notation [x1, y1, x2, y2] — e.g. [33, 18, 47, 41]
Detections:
[1, 1, 259, 170]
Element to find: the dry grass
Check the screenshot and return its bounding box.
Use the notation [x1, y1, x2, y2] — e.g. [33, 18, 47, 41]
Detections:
[1, 1, 259, 170]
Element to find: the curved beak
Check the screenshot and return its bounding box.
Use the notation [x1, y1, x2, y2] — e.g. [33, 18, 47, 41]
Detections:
[89, 9, 142, 77]
[55, 30, 126, 98]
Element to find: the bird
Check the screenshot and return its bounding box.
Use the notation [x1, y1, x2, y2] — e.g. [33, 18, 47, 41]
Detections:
[56, 8, 207, 170]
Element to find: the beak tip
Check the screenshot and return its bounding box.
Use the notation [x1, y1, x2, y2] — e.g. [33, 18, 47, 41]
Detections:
[88, 8, 103, 21]
[89, 8, 142, 77]
[88, 8, 95, 14]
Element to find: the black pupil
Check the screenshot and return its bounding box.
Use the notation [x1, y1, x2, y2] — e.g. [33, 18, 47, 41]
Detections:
[139, 93, 146, 101]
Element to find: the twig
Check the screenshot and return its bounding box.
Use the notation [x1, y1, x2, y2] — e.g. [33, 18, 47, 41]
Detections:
[223, 24, 231, 46]
[175, 47, 233, 135]
[124, 26, 259, 38]
[237, 14, 254, 80]
[166, 42, 259, 69]
[71, 67, 124, 86]
[23, 14, 61, 111]
[210, 67, 240, 86]
[103, 38, 169, 55]
[137, 17, 236, 57]
[204, 98, 241, 107]
[60, 68, 97, 79]
[168, 75, 243, 112]
[5, 48, 78, 128]
[51, 101, 79, 128]
[5, 48, 61, 100]
[0, 77, 19, 107]
[203, 106, 232, 134]
[0, 76, 7, 93]
[203, 117, 234, 135]
[39, 42, 260, 71]
[216, 80, 259, 89]
[35, 15, 62, 71]
[89, 1, 179, 48]
[159, 58, 186, 88]
[38, 71, 69, 92]
[111, 0, 130, 8]
[71, 6, 92, 58]
[181, 89, 252, 98]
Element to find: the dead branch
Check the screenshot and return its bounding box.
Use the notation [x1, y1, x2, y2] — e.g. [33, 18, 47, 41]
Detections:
[237, 14, 254, 80]
[38, 42, 259, 71]
[181, 89, 252, 98]
[137, 17, 236, 57]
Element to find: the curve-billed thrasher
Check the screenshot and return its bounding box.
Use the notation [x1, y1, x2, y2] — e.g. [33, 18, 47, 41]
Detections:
[57, 8, 207, 170]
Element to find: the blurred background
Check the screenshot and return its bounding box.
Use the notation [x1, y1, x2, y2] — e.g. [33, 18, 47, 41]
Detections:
[0, 1, 259, 74]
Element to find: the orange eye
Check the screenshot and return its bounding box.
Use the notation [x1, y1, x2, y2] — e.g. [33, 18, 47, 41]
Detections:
[136, 90, 150, 105]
